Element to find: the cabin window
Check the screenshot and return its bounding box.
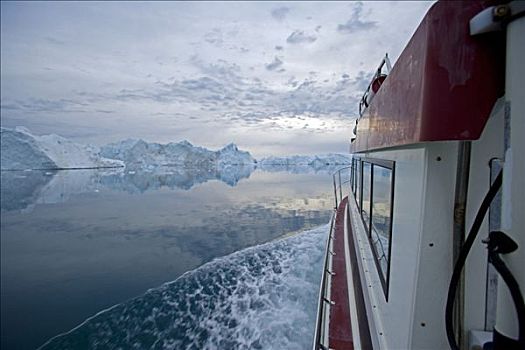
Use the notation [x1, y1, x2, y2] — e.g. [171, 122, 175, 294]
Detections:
[351, 158, 358, 195]
[350, 158, 355, 193]
[361, 162, 372, 231]
[351, 156, 395, 300]
[355, 160, 361, 208]
[371, 165, 393, 286]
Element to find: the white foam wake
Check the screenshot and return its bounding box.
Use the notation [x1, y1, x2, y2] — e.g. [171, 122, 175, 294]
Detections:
[40, 225, 328, 350]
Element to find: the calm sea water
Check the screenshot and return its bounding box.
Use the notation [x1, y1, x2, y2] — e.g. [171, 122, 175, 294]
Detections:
[1, 167, 334, 349]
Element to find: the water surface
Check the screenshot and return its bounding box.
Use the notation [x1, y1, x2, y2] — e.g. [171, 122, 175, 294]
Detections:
[1, 167, 334, 349]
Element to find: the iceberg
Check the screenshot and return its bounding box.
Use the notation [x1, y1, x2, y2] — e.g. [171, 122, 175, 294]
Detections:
[1, 127, 58, 170]
[1, 126, 348, 175]
[99, 139, 256, 170]
[0, 127, 124, 170]
[216, 143, 255, 167]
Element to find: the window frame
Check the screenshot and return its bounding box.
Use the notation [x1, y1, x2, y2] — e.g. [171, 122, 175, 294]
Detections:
[351, 156, 395, 301]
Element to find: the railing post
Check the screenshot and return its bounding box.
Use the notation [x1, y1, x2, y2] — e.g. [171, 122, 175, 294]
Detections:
[338, 171, 343, 203]
[333, 174, 338, 209]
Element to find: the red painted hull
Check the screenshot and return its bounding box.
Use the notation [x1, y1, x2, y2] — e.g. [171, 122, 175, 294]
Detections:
[351, 1, 505, 154]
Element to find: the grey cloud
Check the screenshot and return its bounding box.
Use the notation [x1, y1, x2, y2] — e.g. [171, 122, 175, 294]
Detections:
[275, 45, 283, 51]
[204, 26, 241, 48]
[113, 60, 248, 108]
[351, 70, 374, 91]
[7, 57, 362, 133]
[271, 7, 290, 21]
[337, 2, 377, 33]
[204, 28, 224, 46]
[190, 56, 242, 81]
[44, 36, 67, 46]
[0, 102, 22, 110]
[180, 77, 223, 91]
[187, 60, 357, 121]
[286, 77, 299, 88]
[2, 98, 89, 113]
[265, 57, 283, 71]
[226, 27, 239, 37]
[116, 88, 151, 101]
[122, 64, 361, 125]
[286, 30, 317, 44]
[68, 59, 359, 123]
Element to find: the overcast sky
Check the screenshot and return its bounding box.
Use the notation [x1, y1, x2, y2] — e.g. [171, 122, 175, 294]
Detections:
[1, 1, 434, 157]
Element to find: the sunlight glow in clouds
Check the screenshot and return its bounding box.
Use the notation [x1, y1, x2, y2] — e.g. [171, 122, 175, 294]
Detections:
[261, 114, 343, 132]
[0, 1, 434, 157]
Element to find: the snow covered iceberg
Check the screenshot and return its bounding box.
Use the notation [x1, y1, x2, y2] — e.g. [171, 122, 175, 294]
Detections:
[0, 127, 124, 170]
[100, 139, 256, 170]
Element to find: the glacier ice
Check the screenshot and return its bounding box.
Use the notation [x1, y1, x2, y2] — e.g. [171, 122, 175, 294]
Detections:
[1, 127, 124, 170]
[1, 127, 354, 212]
[99, 139, 256, 170]
[1, 127, 58, 170]
[1, 126, 351, 177]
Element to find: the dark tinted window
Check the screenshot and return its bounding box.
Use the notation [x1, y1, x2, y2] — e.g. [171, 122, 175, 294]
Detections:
[371, 165, 392, 278]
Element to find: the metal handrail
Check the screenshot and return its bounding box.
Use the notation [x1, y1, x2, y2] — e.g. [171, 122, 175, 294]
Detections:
[312, 165, 354, 350]
[332, 165, 352, 209]
[358, 53, 391, 117]
[312, 210, 336, 350]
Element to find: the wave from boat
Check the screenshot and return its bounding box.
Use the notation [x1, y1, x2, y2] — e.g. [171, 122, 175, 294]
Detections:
[40, 225, 327, 350]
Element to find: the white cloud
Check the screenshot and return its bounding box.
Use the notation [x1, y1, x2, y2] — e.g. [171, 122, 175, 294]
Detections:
[265, 57, 284, 71]
[0, 1, 435, 155]
[286, 30, 317, 44]
[271, 6, 290, 21]
[337, 2, 377, 33]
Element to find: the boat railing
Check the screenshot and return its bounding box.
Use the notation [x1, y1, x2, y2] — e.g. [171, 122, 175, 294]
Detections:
[332, 165, 352, 209]
[358, 53, 391, 117]
[312, 165, 353, 350]
[312, 210, 336, 350]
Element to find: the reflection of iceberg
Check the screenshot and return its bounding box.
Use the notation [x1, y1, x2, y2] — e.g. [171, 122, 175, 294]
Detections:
[259, 163, 320, 174]
[0, 165, 256, 212]
[258, 154, 351, 174]
[0, 153, 345, 211]
[0, 171, 56, 211]
[100, 165, 254, 193]
[259, 163, 347, 174]
[36, 169, 113, 205]
[0, 168, 122, 212]
[216, 164, 254, 186]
